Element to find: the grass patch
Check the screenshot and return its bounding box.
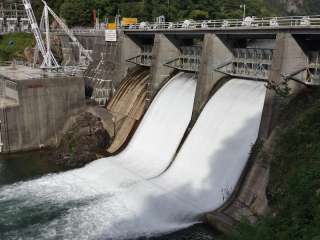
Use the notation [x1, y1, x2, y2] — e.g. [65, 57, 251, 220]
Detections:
[0, 33, 35, 61]
[223, 88, 320, 240]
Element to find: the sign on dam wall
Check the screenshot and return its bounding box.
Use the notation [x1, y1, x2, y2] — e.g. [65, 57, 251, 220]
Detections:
[105, 29, 117, 42]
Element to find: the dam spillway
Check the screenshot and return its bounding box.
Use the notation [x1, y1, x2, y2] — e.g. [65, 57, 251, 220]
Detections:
[0, 72, 197, 239]
[0, 77, 266, 239]
[2, 8, 320, 239]
[107, 67, 151, 153]
[89, 79, 267, 239]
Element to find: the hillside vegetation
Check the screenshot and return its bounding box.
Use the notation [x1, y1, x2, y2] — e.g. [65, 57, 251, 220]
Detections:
[267, 0, 320, 14]
[223, 88, 320, 240]
[31, 0, 273, 26]
[0, 33, 34, 62]
[30, 0, 320, 27]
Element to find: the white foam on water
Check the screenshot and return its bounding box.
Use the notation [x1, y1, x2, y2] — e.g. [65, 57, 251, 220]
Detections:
[0, 72, 196, 200]
[0, 73, 197, 239]
[0, 79, 267, 240]
[88, 79, 268, 239]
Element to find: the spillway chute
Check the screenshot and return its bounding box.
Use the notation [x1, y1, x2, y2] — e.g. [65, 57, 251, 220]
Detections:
[92, 78, 268, 238]
[0, 78, 268, 240]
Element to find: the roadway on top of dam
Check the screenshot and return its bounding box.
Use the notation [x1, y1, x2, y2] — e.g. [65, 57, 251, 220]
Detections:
[68, 15, 320, 38]
[123, 26, 320, 36]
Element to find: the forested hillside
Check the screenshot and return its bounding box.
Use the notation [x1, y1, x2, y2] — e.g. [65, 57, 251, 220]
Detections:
[267, 0, 320, 14]
[31, 0, 272, 26]
[29, 0, 320, 27]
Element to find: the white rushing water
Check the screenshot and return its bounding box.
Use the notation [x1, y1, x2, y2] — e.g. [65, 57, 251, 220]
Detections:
[0, 72, 196, 198]
[0, 72, 197, 239]
[0, 79, 266, 240]
[89, 79, 267, 239]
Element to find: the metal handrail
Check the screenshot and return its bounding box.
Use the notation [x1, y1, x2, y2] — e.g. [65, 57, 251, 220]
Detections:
[123, 15, 320, 31]
[3, 15, 320, 35]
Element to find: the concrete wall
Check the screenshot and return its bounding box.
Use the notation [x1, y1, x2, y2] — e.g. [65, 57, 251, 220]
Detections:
[58, 33, 105, 65]
[0, 76, 85, 153]
[113, 32, 142, 89]
[192, 33, 233, 120]
[84, 32, 143, 91]
[58, 34, 78, 65]
[76, 34, 105, 52]
[150, 34, 180, 97]
[259, 33, 307, 139]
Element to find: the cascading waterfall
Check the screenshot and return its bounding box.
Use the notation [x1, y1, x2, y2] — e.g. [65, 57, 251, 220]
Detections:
[0, 79, 267, 240]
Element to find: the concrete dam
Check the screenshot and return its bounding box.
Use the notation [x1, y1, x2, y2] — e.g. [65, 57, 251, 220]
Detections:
[1, 15, 320, 239]
[0, 74, 265, 239]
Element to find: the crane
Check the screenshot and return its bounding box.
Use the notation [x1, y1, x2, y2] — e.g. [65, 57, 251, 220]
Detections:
[22, 0, 59, 69]
[22, 0, 93, 70]
[41, 0, 93, 65]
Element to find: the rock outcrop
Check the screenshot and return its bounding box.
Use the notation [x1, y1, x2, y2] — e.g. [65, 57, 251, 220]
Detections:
[52, 112, 111, 168]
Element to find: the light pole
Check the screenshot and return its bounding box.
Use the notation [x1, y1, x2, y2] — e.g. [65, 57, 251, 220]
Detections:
[240, 4, 246, 19]
[167, 0, 170, 20]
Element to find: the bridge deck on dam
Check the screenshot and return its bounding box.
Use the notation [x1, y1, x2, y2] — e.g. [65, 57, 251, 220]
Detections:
[123, 27, 320, 36]
[122, 16, 320, 36]
[47, 15, 320, 38]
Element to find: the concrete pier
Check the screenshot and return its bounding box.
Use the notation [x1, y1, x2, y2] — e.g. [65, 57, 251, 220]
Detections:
[113, 32, 143, 89]
[192, 33, 233, 120]
[150, 34, 180, 97]
[259, 33, 308, 140]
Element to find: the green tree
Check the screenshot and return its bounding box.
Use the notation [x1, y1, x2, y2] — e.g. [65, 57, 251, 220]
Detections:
[32, 0, 277, 25]
[59, 0, 93, 26]
[189, 9, 209, 20]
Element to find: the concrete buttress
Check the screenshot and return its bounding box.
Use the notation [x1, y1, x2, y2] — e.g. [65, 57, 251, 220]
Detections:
[151, 34, 180, 97]
[192, 33, 233, 121]
[259, 33, 307, 140]
[114, 32, 141, 89]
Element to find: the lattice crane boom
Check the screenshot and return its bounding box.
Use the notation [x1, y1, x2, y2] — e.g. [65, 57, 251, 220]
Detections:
[42, 0, 93, 64]
[22, 0, 60, 69]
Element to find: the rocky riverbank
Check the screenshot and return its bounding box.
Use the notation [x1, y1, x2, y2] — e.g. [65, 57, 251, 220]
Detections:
[51, 112, 111, 169]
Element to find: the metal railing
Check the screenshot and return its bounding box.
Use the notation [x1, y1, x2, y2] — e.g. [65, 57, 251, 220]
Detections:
[0, 2, 30, 34]
[44, 15, 320, 35]
[52, 28, 105, 35]
[0, 79, 19, 104]
[165, 46, 202, 72]
[308, 53, 320, 84]
[123, 15, 320, 31]
[216, 48, 273, 80]
[3, 15, 320, 35]
[126, 45, 153, 67]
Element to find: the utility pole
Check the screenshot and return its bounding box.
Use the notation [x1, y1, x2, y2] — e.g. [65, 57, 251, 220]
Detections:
[240, 4, 246, 19]
[167, 0, 170, 20]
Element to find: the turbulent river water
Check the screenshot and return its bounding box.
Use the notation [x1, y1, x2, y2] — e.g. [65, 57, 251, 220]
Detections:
[0, 76, 266, 240]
